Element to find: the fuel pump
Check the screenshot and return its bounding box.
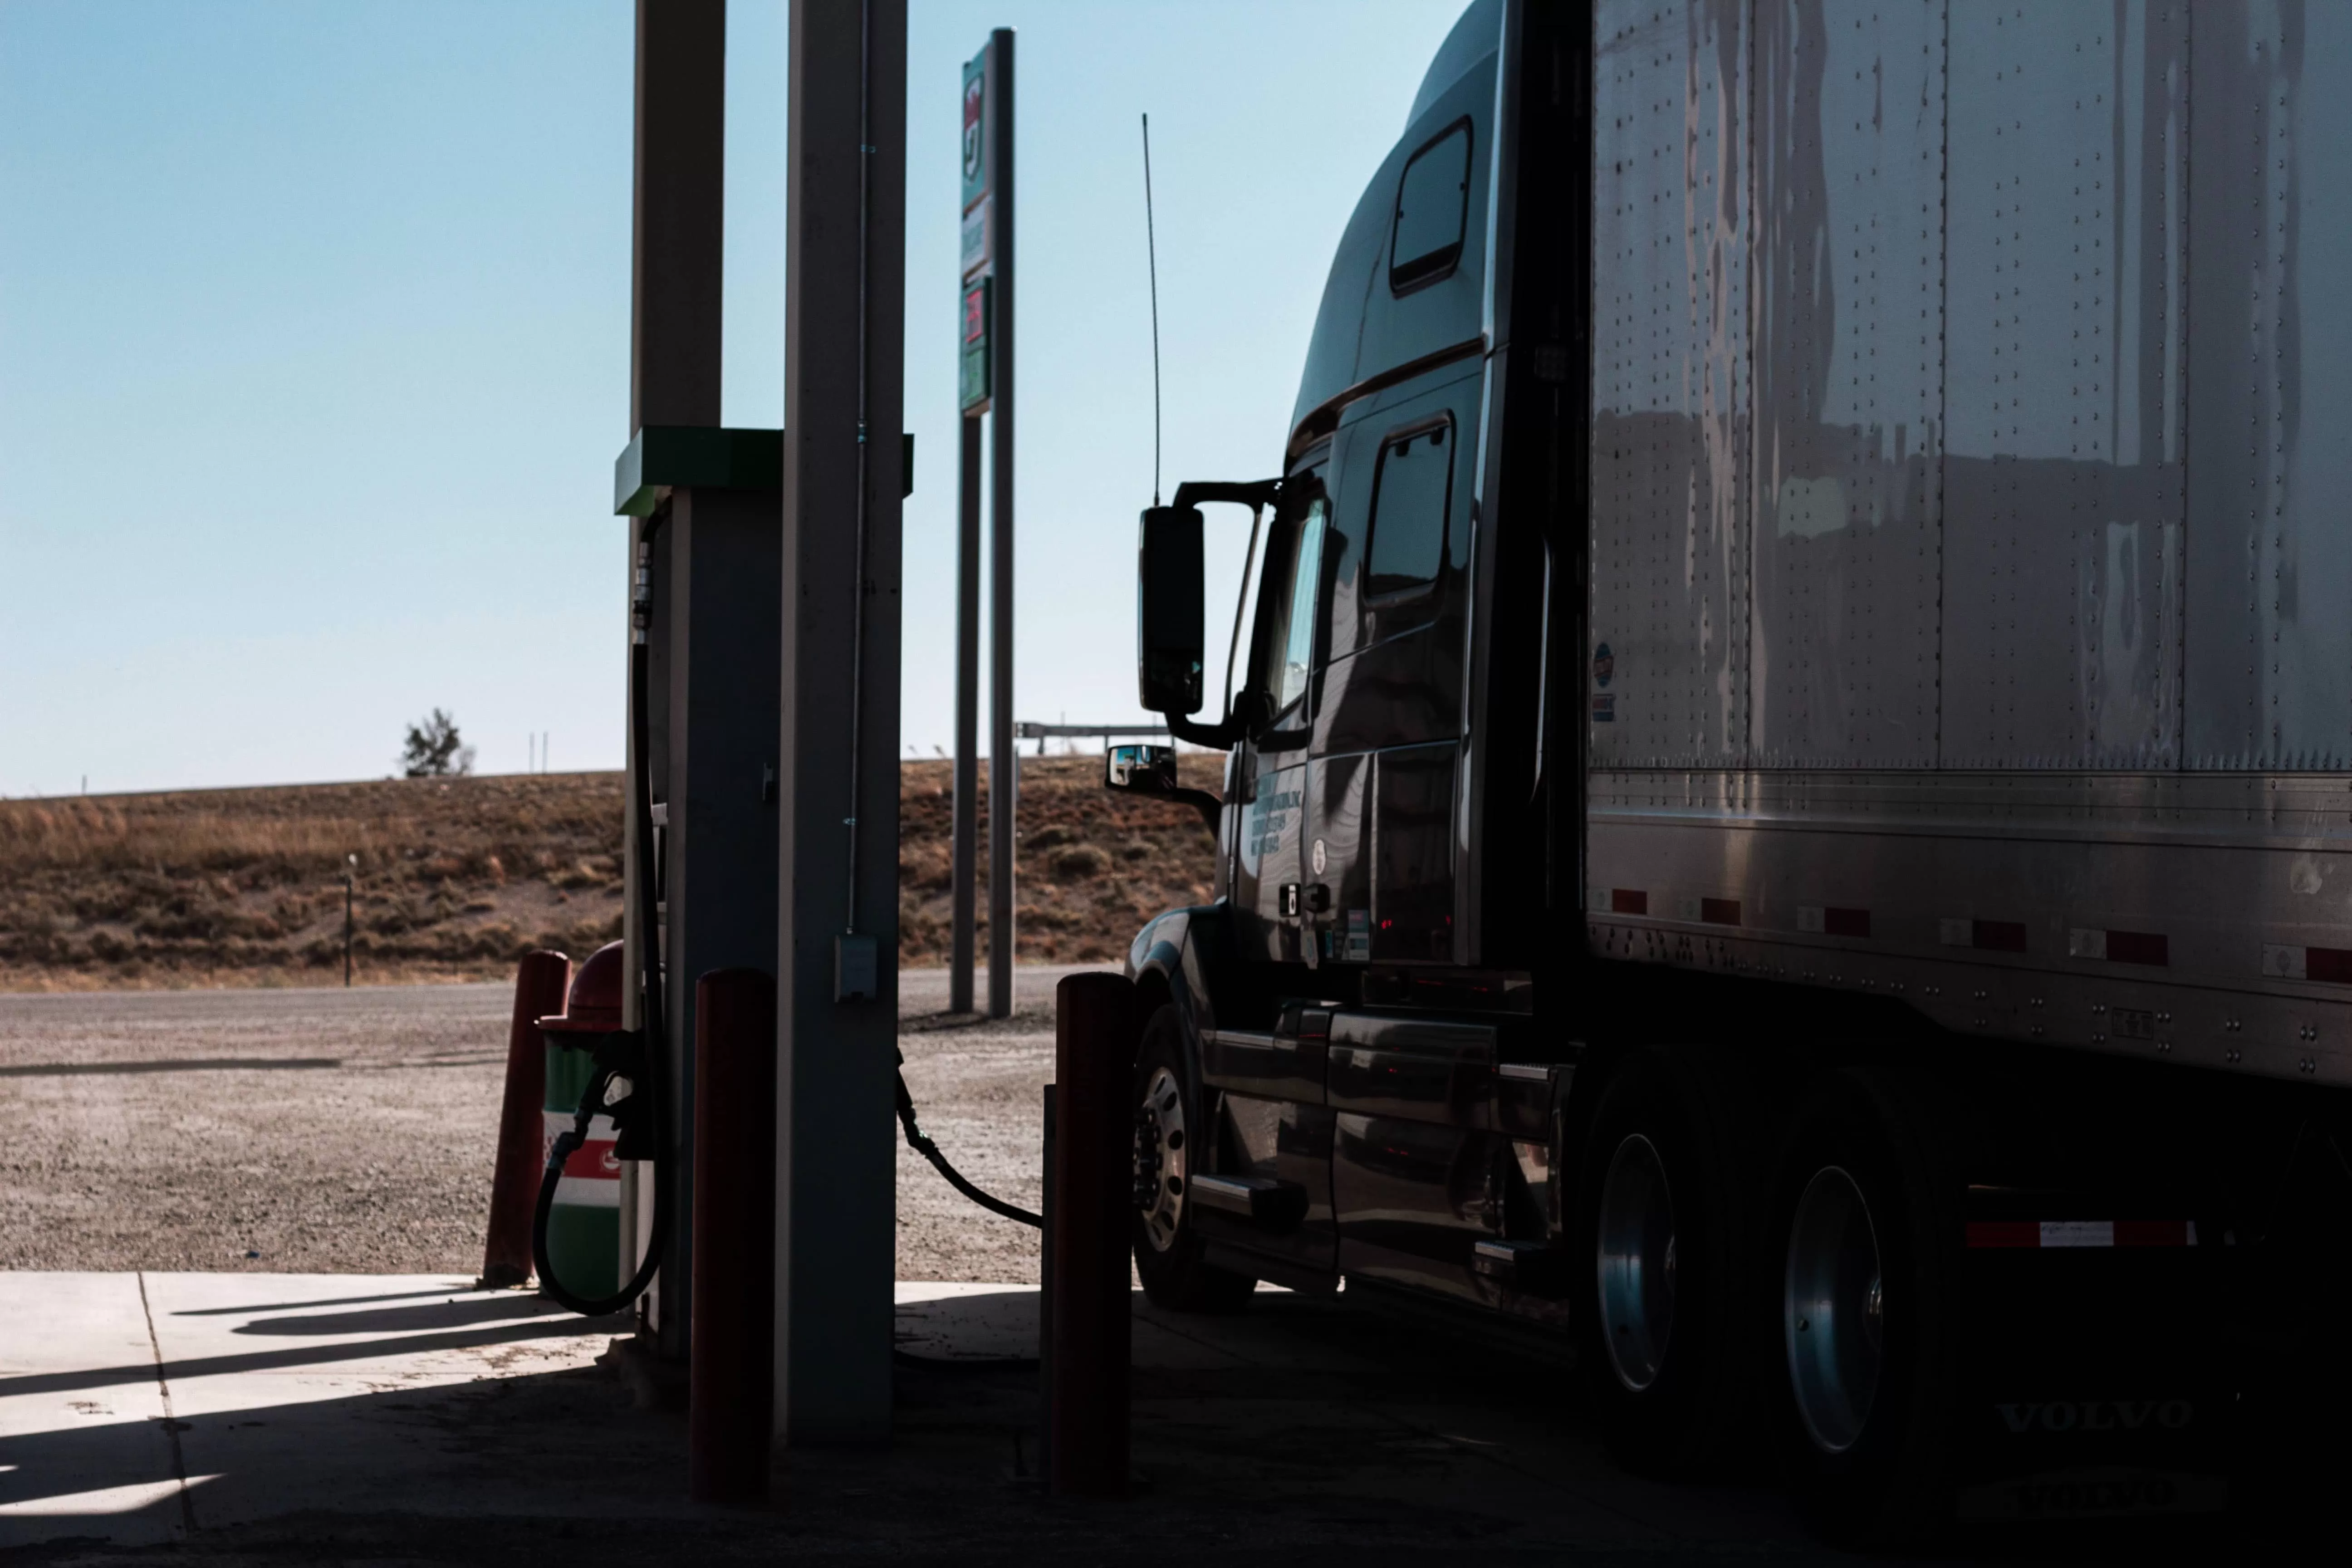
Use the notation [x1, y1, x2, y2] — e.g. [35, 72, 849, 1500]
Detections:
[532, 535, 673, 1317]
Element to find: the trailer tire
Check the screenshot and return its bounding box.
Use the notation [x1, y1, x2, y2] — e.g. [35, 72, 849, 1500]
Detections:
[1774, 1067, 1960, 1548]
[1573, 1046, 1768, 1477]
[1131, 1005, 1255, 1312]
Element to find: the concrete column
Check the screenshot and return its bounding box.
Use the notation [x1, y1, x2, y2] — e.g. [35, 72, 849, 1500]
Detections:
[629, 0, 724, 434]
[775, 0, 906, 1444]
[623, 0, 724, 1341]
[660, 483, 782, 1357]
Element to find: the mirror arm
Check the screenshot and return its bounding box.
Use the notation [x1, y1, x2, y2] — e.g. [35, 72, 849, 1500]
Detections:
[1171, 478, 1281, 512]
[1166, 715, 1241, 750]
[1163, 788, 1224, 834]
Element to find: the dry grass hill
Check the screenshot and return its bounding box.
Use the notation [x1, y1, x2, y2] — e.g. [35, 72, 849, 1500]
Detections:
[0, 755, 1223, 991]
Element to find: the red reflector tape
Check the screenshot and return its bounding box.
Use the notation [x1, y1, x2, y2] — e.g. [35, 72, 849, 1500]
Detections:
[1974, 920, 2029, 953]
[1967, 1219, 2197, 1249]
[1611, 888, 1647, 915]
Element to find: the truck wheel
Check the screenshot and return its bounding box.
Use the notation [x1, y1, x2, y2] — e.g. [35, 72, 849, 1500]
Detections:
[1775, 1068, 1960, 1547]
[1573, 1046, 1765, 1476]
[1131, 1005, 1254, 1312]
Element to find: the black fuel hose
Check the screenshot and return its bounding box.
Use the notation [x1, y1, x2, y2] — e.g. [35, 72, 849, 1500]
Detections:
[894, 1066, 1041, 1229]
[531, 634, 671, 1317]
[533, 1063, 666, 1317]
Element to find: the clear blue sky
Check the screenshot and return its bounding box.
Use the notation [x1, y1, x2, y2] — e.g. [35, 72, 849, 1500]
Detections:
[0, 0, 1464, 795]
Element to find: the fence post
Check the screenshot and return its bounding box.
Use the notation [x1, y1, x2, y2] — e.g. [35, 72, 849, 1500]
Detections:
[1048, 971, 1138, 1497]
[481, 950, 571, 1287]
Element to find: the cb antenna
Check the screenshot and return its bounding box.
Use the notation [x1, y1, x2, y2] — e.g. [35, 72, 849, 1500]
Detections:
[1142, 112, 1162, 506]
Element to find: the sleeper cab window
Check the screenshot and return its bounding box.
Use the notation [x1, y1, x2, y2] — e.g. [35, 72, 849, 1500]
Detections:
[1365, 419, 1451, 600]
[1389, 120, 1471, 293]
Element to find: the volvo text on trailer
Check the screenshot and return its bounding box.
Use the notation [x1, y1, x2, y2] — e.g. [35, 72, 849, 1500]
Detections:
[1102, 0, 2352, 1543]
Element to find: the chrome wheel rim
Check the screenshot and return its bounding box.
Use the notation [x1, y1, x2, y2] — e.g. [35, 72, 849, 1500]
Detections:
[1134, 1064, 1188, 1252]
[1784, 1165, 1884, 1454]
[1595, 1132, 1677, 1392]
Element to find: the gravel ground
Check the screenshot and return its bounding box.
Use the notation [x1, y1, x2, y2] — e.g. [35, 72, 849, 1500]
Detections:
[0, 968, 1102, 1281]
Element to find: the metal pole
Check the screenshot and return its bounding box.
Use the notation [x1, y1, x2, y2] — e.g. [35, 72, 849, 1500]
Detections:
[986, 27, 1016, 1020]
[343, 856, 354, 987]
[776, 0, 905, 1444]
[951, 413, 981, 1012]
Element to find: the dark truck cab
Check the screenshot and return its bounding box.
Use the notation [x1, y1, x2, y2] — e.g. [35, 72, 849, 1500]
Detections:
[1114, 0, 1575, 1318]
[1107, 0, 2352, 1544]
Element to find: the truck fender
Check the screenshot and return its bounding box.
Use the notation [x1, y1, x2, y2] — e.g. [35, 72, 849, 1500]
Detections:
[1125, 901, 1228, 1063]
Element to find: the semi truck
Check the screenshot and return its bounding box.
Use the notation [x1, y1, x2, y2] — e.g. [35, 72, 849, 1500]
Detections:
[1106, 0, 2352, 1543]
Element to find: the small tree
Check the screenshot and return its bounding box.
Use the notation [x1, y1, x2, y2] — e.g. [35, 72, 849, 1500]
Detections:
[401, 709, 475, 778]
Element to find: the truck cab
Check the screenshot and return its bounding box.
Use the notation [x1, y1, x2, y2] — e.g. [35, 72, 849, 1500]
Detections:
[1114, 0, 1569, 1311]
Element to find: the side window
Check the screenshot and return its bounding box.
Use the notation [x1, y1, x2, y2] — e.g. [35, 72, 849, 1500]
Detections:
[1365, 420, 1451, 599]
[1268, 495, 1329, 715]
[1390, 121, 1471, 293]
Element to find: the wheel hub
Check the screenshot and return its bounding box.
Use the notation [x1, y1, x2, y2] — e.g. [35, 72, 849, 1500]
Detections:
[1133, 1064, 1188, 1253]
[1784, 1165, 1885, 1454]
[1594, 1132, 1677, 1392]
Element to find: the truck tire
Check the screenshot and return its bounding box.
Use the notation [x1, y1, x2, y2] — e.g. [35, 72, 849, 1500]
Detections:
[1131, 1004, 1255, 1312]
[1573, 1046, 1767, 1477]
[1774, 1067, 1960, 1548]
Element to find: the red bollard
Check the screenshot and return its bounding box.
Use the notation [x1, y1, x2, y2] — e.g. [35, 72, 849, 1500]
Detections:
[690, 967, 776, 1504]
[481, 950, 572, 1288]
[1049, 972, 1140, 1498]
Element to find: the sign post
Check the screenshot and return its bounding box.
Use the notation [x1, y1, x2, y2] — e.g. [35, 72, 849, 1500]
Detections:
[953, 30, 1014, 1018]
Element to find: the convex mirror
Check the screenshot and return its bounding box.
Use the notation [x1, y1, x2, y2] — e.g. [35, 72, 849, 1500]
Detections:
[1104, 743, 1179, 794]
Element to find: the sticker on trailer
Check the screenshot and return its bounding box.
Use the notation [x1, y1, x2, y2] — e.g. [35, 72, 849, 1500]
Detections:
[2262, 942, 2352, 982]
[2070, 927, 2170, 965]
[1799, 906, 1870, 937]
[1344, 909, 1371, 964]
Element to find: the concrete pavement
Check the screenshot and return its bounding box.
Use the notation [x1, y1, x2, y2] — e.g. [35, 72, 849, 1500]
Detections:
[0, 1273, 2239, 1564]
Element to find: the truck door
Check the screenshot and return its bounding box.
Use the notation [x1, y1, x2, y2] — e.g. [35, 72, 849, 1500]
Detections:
[1305, 374, 1481, 965]
[1309, 371, 1495, 1299]
[1228, 467, 1330, 964]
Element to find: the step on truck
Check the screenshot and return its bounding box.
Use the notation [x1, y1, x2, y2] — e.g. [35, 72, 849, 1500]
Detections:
[1105, 0, 2352, 1544]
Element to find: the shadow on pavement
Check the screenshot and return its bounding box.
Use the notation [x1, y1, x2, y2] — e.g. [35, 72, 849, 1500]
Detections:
[230, 1294, 578, 1338]
[0, 1314, 628, 1403]
[0, 1285, 2264, 1566]
[172, 1286, 473, 1318]
[0, 1058, 341, 1078]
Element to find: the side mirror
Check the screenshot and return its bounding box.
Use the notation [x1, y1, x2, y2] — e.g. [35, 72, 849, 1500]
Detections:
[1104, 742, 1222, 834]
[1137, 505, 1205, 716]
[1104, 743, 1180, 793]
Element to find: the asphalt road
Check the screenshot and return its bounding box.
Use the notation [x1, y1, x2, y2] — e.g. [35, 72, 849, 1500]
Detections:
[0, 970, 1097, 1279]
